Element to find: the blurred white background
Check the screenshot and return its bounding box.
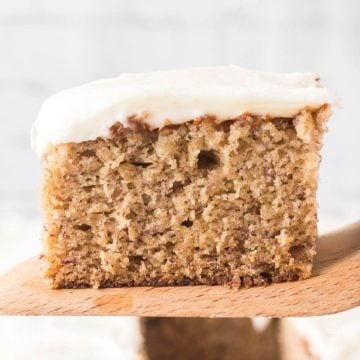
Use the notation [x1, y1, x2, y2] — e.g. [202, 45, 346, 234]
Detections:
[0, 1, 359, 359]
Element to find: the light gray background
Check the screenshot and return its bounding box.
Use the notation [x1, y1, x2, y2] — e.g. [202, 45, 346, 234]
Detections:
[0, 1, 359, 359]
[1, 0, 359, 230]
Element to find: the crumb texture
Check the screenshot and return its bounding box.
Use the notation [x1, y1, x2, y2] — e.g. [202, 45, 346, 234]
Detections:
[141, 317, 280, 360]
[41, 107, 328, 288]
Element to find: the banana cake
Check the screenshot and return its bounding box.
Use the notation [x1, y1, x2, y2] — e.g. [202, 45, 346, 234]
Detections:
[31, 66, 335, 288]
[141, 317, 280, 360]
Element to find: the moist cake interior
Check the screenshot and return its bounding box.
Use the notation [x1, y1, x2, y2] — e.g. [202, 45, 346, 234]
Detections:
[42, 107, 328, 288]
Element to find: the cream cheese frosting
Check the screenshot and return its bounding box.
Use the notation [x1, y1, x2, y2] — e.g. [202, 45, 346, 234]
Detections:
[31, 65, 336, 157]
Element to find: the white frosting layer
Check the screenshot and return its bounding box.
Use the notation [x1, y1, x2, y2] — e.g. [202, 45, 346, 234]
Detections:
[31, 65, 336, 157]
[287, 308, 360, 360]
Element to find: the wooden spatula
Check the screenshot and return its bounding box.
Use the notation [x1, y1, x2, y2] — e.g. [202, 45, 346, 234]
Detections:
[0, 221, 359, 317]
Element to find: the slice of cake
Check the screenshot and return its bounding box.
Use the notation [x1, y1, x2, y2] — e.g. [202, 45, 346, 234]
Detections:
[31, 66, 335, 288]
[141, 317, 280, 360]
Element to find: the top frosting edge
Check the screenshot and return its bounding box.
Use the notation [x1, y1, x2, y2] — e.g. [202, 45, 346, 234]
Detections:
[31, 65, 337, 157]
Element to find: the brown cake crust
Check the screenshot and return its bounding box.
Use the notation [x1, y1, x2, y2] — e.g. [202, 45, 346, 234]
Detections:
[41, 106, 329, 288]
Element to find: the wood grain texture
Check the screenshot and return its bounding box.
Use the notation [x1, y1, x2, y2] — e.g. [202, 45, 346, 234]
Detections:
[0, 222, 359, 317]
